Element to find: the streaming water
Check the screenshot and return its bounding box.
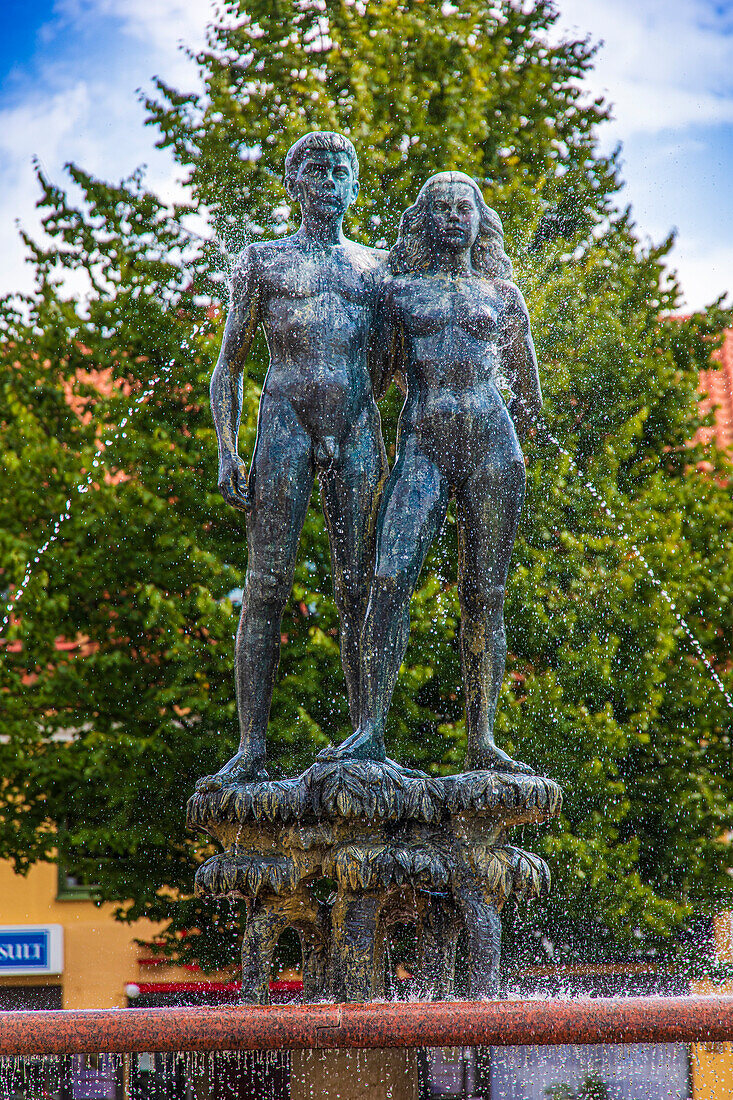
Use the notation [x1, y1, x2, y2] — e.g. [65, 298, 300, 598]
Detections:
[2, 322, 730, 720]
[516, 396, 733, 713]
[0, 1050, 292, 1100]
[0, 321, 208, 638]
[0, 1045, 695, 1100]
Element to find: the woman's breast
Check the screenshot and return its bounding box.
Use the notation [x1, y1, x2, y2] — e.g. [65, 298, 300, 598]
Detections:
[402, 295, 500, 342]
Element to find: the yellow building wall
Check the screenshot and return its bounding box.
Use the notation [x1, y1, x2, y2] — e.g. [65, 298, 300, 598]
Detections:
[0, 859, 238, 1011]
[0, 859, 161, 1009]
[691, 1042, 733, 1100]
[690, 913, 733, 1100]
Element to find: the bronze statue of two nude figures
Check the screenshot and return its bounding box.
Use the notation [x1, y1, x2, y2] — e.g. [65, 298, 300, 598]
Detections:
[201, 130, 543, 791]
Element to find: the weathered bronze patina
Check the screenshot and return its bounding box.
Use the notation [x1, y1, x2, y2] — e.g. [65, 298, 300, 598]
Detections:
[188, 762, 560, 1002]
[193, 147, 562, 1004]
[203, 131, 386, 788]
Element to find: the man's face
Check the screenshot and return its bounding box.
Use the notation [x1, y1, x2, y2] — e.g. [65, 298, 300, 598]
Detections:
[288, 149, 358, 220]
[426, 181, 481, 254]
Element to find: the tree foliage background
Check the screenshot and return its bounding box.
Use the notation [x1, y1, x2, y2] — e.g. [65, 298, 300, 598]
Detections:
[1, 0, 731, 975]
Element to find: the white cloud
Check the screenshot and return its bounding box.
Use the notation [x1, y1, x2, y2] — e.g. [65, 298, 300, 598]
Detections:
[667, 240, 733, 312]
[1, 0, 730, 313]
[553, 0, 733, 309]
[0, 82, 94, 297]
[607, 85, 733, 136]
[555, 0, 733, 138]
[0, 82, 91, 165]
[0, 0, 212, 299]
[52, 0, 214, 83]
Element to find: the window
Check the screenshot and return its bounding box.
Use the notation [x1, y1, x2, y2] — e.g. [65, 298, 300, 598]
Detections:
[56, 864, 97, 901]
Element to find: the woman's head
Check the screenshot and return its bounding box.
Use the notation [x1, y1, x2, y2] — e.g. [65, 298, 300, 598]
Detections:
[389, 172, 512, 280]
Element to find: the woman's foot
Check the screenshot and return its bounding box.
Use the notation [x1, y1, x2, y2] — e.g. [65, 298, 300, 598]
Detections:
[386, 759, 429, 779]
[316, 728, 427, 777]
[317, 725, 387, 764]
[466, 741, 534, 776]
[195, 749, 269, 792]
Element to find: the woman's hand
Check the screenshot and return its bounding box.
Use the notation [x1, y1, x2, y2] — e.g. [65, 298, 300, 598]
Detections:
[218, 451, 251, 512]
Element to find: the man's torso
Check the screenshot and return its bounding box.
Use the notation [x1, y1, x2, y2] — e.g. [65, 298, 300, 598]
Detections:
[254, 238, 386, 442]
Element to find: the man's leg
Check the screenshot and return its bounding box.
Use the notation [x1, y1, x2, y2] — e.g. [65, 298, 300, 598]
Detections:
[319, 405, 387, 728]
[204, 397, 314, 788]
[456, 416, 531, 774]
[326, 434, 449, 762]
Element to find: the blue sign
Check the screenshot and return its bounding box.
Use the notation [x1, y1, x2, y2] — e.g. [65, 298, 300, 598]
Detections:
[0, 926, 63, 974]
[0, 930, 48, 970]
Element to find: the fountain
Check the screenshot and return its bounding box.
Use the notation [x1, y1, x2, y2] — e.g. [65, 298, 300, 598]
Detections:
[188, 757, 560, 1003]
[1, 0, 732, 1092]
[180, 133, 563, 1094]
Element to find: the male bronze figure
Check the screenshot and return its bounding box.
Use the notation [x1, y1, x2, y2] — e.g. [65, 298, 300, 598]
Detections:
[203, 131, 387, 787]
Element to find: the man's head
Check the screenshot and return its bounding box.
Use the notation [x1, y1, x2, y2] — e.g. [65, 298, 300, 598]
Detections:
[284, 131, 359, 221]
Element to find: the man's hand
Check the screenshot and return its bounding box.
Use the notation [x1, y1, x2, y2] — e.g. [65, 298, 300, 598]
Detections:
[218, 452, 251, 512]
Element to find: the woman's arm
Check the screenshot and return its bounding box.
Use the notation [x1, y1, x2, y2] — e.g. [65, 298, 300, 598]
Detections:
[497, 281, 542, 438]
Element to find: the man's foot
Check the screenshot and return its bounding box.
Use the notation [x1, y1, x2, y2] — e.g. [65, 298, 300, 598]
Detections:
[195, 750, 269, 792]
[466, 742, 534, 776]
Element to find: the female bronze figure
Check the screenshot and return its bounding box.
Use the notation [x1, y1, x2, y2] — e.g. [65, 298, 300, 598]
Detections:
[330, 172, 543, 774]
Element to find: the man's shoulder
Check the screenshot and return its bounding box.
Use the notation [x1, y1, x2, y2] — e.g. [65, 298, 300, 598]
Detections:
[341, 238, 389, 271]
[343, 238, 388, 260]
[244, 236, 386, 266]
[232, 238, 309, 294]
[242, 236, 300, 265]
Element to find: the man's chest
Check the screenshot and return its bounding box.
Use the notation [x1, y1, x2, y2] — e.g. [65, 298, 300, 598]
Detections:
[260, 252, 376, 309]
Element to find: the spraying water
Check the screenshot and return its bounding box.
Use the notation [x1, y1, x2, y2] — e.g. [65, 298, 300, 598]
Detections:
[2, 312, 730, 718]
[0, 319, 208, 637]
[517, 395, 733, 713]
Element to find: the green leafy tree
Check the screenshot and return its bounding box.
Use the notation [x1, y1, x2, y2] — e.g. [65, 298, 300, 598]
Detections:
[1, 0, 731, 971]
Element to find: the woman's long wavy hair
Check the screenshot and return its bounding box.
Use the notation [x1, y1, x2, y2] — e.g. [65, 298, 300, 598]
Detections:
[389, 172, 512, 280]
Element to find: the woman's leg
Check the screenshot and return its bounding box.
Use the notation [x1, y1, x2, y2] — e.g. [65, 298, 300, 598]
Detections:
[456, 415, 531, 774]
[326, 434, 450, 762]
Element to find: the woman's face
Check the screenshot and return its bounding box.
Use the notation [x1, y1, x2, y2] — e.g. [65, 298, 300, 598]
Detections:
[425, 180, 481, 254]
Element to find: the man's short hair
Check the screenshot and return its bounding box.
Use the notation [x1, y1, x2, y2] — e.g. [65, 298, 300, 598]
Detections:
[284, 131, 359, 181]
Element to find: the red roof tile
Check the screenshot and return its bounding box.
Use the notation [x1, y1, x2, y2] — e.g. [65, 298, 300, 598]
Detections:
[699, 327, 733, 452]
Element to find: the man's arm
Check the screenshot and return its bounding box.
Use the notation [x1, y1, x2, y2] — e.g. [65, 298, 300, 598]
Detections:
[210, 246, 261, 511]
[368, 280, 406, 401]
[498, 281, 543, 439]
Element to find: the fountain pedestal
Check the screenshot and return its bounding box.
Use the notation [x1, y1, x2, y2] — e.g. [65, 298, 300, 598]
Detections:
[187, 760, 561, 1002]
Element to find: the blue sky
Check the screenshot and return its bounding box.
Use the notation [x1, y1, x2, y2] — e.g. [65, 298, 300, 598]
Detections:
[1, 0, 731, 309]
